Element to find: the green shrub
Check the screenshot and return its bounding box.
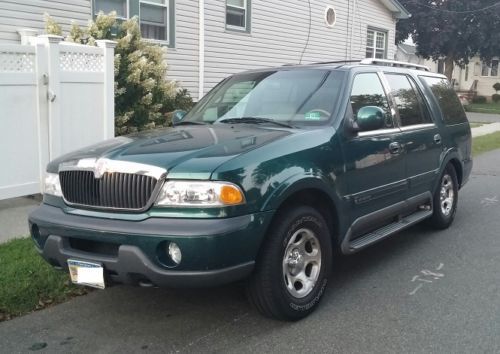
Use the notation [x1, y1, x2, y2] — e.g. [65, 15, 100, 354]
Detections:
[493, 82, 500, 93]
[472, 96, 487, 104]
[45, 13, 193, 135]
[492, 94, 500, 103]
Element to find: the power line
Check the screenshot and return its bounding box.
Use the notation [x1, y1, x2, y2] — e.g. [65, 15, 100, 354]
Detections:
[409, 1, 500, 14]
[299, 0, 312, 64]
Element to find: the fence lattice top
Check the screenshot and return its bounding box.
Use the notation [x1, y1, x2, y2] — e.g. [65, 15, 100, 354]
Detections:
[0, 51, 35, 73]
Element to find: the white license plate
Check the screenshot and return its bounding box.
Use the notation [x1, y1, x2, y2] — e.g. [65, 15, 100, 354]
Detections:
[67, 259, 105, 289]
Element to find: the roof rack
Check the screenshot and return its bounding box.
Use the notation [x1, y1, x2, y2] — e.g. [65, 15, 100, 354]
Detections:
[310, 60, 362, 65]
[360, 58, 430, 72]
[282, 60, 361, 67]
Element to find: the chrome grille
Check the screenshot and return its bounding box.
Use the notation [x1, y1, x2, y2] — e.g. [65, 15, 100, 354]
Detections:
[59, 170, 159, 210]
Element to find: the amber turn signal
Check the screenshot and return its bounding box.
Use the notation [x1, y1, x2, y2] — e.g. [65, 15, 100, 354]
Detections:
[220, 185, 244, 205]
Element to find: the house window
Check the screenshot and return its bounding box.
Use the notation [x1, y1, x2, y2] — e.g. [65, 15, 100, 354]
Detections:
[482, 62, 490, 76]
[226, 0, 250, 31]
[93, 0, 174, 46]
[94, 0, 127, 19]
[491, 60, 499, 77]
[366, 29, 387, 59]
[140, 0, 169, 42]
[481, 60, 499, 77]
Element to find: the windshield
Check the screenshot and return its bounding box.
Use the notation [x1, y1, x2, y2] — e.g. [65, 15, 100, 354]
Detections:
[183, 69, 345, 126]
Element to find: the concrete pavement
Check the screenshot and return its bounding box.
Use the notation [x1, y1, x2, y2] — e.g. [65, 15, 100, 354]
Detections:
[1, 149, 499, 353]
[0, 196, 40, 243]
[471, 122, 500, 137]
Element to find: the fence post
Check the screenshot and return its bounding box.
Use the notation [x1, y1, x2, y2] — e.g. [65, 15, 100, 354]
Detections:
[96, 40, 116, 139]
[38, 34, 63, 159]
[33, 37, 50, 190]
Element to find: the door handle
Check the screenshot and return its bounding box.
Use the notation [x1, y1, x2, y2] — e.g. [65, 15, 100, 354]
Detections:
[434, 134, 442, 145]
[389, 142, 402, 154]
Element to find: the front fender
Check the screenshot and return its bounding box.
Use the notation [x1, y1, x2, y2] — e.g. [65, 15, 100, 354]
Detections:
[261, 174, 340, 212]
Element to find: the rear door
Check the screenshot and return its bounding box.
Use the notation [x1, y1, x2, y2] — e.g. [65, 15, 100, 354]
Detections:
[384, 73, 442, 197]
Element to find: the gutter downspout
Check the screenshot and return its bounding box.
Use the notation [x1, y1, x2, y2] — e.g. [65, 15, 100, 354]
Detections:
[198, 0, 205, 101]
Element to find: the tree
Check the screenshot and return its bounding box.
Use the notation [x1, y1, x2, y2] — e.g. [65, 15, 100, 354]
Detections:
[45, 12, 193, 135]
[397, 1, 500, 80]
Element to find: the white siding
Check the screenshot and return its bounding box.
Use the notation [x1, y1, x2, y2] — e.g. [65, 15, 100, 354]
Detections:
[166, 1, 199, 101]
[0, 0, 399, 100]
[0, 0, 91, 43]
[201, 0, 397, 95]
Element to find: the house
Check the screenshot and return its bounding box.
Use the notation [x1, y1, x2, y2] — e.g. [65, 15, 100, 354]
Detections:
[0, 0, 410, 101]
[396, 44, 500, 99]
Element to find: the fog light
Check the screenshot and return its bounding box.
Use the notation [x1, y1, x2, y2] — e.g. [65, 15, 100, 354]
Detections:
[168, 242, 182, 265]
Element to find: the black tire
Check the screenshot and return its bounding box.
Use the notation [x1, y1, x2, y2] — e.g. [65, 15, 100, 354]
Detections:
[246, 205, 332, 321]
[428, 164, 459, 229]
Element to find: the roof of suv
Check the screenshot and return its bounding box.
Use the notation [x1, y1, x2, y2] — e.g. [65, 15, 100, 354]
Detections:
[241, 59, 448, 79]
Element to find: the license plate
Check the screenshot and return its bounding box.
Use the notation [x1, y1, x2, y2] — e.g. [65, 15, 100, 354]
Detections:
[67, 259, 105, 289]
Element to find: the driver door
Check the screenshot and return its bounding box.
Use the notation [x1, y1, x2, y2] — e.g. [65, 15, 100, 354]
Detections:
[341, 72, 407, 223]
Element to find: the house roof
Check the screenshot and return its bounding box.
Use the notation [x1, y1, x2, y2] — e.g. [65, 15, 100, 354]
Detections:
[379, 0, 411, 19]
[398, 43, 417, 55]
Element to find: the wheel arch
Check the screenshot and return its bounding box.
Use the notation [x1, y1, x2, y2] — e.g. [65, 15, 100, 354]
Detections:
[439, 149, 464, 189]
[262, 177, 344, 247]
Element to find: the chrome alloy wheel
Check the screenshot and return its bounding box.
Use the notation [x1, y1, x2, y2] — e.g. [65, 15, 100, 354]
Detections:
[440, 174, 455, 216]
[282, 228, 322, 299]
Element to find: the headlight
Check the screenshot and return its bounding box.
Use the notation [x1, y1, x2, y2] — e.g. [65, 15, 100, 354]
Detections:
[155, 181, 245, 207]
[44, 173, 62, 197]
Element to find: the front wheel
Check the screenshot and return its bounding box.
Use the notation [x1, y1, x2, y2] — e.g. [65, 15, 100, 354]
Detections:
[428, 164, 459, 229]
[246, 205, 332, 321]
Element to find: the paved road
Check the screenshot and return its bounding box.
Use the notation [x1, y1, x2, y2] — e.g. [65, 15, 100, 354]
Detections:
[467, 111, 500, 123]
[1, 151, 500, 353]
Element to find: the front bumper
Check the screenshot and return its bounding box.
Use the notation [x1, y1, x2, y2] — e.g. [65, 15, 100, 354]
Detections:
[29, 204, 274, 287]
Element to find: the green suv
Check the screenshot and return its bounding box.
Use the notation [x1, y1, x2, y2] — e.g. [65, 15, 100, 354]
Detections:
[29, 60, 472, 321]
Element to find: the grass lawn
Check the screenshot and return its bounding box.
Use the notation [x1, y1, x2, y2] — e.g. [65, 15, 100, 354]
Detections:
[466, 102, 500, 114]
[0, 237, 88, 321]
[469, 122, 485, 128]
[472, 131, 500, 156]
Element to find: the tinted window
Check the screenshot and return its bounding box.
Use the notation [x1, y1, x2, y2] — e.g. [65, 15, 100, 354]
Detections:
[420, 76, 468, 125]
[385, 74, 432, 127]
[350, 73, 393, 129]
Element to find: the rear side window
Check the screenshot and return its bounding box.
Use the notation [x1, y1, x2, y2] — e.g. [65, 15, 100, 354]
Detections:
[420, 76, 468, 125]
[385, 74, 432, 127]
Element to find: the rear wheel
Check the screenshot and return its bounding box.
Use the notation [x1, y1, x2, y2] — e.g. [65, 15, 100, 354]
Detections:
[429, 164, 459, 229]
[246, 205, 332, 321]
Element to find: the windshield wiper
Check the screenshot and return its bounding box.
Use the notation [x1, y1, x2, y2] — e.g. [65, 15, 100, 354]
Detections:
[217, 117, 294, 128]
[174, 121, 206, 126]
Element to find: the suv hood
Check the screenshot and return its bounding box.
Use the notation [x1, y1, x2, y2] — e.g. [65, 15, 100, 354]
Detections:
[47, 125, 292, 178]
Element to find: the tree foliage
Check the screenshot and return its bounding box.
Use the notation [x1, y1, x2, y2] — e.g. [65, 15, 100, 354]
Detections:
[45, 12, 193, 135]
[396, 0, 500, 79]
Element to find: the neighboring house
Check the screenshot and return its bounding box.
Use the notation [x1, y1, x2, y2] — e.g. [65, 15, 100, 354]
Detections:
[396, 44, 500, 99]
[0, 0, 410, 101]
[451, 57, 500, 99]
[395, 43, 433, 67]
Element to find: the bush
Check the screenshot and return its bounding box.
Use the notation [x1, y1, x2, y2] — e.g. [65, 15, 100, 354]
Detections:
[45, 13, 193, 135]
[493, 82, 500, 93]
[472, 96, 487, 104]
[492, 94, 500, 103]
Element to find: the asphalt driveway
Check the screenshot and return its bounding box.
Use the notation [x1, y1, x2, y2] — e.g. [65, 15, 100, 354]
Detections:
[1, 150, 499, 353]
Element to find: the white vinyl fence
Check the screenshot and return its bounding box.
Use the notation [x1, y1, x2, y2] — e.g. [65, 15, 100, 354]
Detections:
[0, 35, 115, 200]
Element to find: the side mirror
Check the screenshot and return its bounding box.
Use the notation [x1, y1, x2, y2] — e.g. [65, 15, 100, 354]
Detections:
[355, 106, 386, 132]
[172, 110, 187, 126]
